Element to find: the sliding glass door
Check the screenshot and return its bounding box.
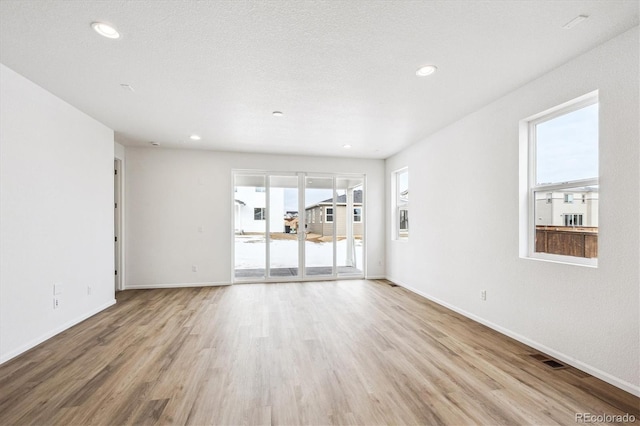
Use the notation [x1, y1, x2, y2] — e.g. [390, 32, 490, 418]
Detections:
[336, 176, 364, 277]
[233, 171, 365, 282]
[304, 176, 335, 277]
[268, 174, 299, 278]
[233, 174, 267, 280]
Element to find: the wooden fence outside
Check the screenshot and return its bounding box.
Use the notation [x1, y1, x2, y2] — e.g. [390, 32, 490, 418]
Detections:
[535, 226, 598, 258]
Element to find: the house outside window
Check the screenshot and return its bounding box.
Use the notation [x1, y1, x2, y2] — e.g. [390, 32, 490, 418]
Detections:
[564, 214, 583, 227]
[522, 91, 598, 264]
[354, 208, 362, 222]
[326, 207, 334, 223]
[254, 207, 265, 220]
[399, 209, 408, 233]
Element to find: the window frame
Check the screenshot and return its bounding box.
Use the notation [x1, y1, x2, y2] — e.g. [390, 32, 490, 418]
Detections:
[523, 91, 598, 267]
[325, 207, 334, 223]
[254, 207, 266, 221]
[392, 167, 409, 240]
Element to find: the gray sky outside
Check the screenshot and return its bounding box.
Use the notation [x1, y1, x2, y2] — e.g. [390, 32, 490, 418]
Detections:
[536, 103, 598, 185]
[285, 188, 333, 211]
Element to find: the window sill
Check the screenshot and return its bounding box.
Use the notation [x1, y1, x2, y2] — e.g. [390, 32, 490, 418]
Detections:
[521, 253, 597, 268]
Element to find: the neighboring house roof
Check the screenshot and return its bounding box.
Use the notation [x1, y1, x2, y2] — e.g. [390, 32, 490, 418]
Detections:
[305, 190, 363, 210]
[554, 187, 598, 193]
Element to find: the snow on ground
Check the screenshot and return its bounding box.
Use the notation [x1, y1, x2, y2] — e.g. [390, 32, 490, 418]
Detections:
[234, 236, 363, 269]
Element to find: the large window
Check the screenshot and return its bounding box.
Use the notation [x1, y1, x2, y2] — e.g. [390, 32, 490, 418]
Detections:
[393, 168, 409, 239]
[522, 92, 598, 265]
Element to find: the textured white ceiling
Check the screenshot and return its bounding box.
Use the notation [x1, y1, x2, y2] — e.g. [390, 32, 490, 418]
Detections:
[1, 1, 638, 159]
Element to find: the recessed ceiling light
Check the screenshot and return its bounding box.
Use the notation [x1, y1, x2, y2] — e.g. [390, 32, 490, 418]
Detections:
[91, 22, 120, 39]
[562, 15, 589, 29]
[190, 134, 201, 141]
[272, 111, 284, 117]
[343, 144, 352, 149]
[150, 141, 159, 146]
[120, 83, 134, 92]
[416, 65, 437, 77]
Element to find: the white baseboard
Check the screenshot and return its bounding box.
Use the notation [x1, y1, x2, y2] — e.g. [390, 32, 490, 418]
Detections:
[386, 276, 640, 397]
[0, 299, 117, 365]
[125, 281, 230, 289]
[365, 275, 387, 280]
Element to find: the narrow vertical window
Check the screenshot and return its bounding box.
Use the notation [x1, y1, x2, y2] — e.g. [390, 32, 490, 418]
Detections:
[393, 168, 409, 240]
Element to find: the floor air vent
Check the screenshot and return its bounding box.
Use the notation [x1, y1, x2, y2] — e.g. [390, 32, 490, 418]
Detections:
[530, 354, 567, 369]
[542, 359, 566, 369]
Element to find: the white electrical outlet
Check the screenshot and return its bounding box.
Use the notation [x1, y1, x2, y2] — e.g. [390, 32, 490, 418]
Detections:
[192, 265, 198, 272]
[198, 225, 204, 233]
[53, 297, 60, 309]
[481, 290, 487, 301]
[87, 286, 92, 296]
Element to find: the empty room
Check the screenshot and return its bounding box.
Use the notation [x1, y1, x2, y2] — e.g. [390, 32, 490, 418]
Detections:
[0, 1, 638, 425]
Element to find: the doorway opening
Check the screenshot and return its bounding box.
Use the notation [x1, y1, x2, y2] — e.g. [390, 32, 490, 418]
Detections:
[114, 159, 122, 291]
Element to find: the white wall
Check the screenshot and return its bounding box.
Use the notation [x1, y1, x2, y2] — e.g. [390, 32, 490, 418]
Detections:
[0, 64, 116, 363]
[386, 27, 639, 395]
[124, 149, 385, 287]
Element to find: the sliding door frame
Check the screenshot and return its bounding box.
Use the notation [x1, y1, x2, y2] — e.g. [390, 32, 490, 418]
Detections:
[231, 170, 366, 284]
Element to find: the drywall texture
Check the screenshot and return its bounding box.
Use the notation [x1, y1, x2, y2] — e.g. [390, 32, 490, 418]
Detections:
[386, 27, 639, 394]
[124, 149, 385, 287]
[0, 64, 115, 363]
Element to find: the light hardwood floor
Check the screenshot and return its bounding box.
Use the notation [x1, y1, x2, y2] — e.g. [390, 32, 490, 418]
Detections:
[0, 280, 638, 425]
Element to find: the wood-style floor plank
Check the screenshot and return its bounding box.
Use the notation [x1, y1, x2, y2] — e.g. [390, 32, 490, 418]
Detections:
[0, 280, 638, 425]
